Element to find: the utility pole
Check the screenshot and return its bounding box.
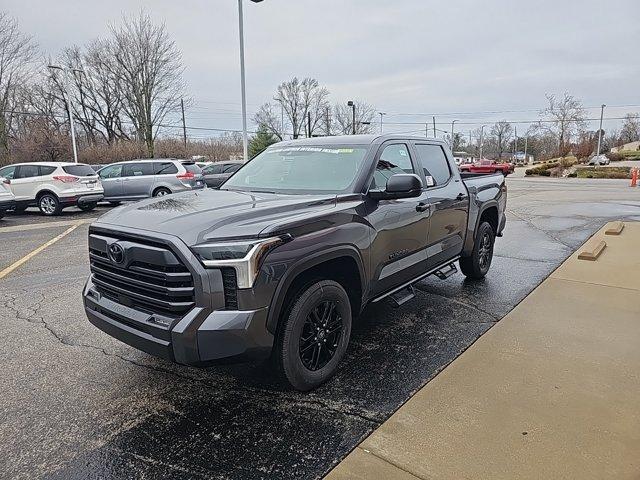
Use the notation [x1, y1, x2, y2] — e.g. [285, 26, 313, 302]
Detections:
[307, 111, 312, 137]
[513, 125, 517, 161]
[432, 116, 436, 137]
[281, 104, 285, 139]
[48, 65, 79, 163]
[378, 112, 386, 134]
[479, 125, 486, 160]
[523, 136, 529, 164]
[325, 106, 331, 136]
[425, 123, 429, 137]
[596, 104, 606, 157]
[180, 99, 187, 151]
[347, 101, 356, 134]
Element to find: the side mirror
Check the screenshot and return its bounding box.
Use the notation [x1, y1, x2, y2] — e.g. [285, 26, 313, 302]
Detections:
[370, 173, 423, 200]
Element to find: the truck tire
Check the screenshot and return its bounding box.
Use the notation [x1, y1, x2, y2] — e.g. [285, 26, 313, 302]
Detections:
[38, 193, 62, 216]
[274, 280, 352, 391]
[460, 221, 495, 279]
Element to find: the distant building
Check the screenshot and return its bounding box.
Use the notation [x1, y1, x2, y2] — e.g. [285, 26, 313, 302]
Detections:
[611, 141, 640, 152]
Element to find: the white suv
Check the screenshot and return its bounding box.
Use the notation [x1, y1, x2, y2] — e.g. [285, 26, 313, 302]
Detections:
[0, 162, 104, 216]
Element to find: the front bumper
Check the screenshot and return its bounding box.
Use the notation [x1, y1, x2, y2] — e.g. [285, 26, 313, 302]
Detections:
[84, 278, 273, 364]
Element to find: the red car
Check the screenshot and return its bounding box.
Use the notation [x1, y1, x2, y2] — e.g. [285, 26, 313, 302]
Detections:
[459, 159, 514, 176]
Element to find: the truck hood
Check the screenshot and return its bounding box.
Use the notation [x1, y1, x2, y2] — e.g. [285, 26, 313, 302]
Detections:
[95, 188, 338, 246]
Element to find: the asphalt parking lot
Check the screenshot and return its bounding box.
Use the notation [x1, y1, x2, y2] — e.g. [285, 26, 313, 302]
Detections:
[1, 177, 639, 480]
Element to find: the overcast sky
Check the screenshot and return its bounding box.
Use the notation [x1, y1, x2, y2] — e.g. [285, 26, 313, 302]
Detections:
[2, 0, 639, 138]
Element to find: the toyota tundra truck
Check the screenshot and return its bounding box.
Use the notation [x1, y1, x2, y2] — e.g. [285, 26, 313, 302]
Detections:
[83, 134, 507, 391]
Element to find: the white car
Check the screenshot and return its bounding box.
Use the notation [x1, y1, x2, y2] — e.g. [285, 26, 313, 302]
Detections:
[0, 162, 104, 216]
[587, 155, 610, 166]
[0, 176, 16, 220]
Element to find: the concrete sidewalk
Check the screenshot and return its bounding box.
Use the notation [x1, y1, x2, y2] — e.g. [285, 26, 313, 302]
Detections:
[327, 222, 640, 480]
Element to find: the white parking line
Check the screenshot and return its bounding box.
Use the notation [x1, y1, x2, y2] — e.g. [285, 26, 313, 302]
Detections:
[0, 218, 95, 234]
[0, 222, 83, 280]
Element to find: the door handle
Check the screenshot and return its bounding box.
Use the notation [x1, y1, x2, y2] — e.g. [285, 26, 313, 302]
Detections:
[456, 193, 467, 200]
[416, 202, 430, 213]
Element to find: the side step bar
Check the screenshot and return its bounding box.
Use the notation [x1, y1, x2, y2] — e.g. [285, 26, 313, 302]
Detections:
[434, 262, 458, 280]
[372, 256, 460, 306]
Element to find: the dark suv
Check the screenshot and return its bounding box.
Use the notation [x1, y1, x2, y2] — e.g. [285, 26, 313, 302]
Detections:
[83, 135, 506, 390]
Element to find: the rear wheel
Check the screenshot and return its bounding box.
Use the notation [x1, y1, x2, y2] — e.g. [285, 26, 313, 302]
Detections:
[274, 280, 352, 391]
[78, 202, 97, 212]
[38, 193, 61, 216]
[153, 187, 171, 197]
[460, 221, 495, 279]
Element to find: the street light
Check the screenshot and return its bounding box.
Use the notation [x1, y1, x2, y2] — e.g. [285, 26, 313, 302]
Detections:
[451, 120, 458, 150]
[479, 125, 487, 160]
[596, 104, 606, 158]
[347, 101, 356, 135]
[48, 65, 80, 163]
[238, 0, 263, 161]
[378, 112, 386, 134]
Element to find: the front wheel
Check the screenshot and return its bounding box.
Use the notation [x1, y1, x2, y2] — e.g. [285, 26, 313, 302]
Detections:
[274, 280, 352, 391]
[38, 193, 62, 216]
[460, 221, 495, 279]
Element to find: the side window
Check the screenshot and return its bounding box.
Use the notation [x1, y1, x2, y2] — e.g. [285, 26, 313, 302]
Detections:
[0, 166, 16, 180]
[154, 162, 179, 175]
[414, 144, 452, 186]
[371, 144, 414, 190]
[99, 164, 123, 179]
[14, 164, 40, 179]
[224, 164, 241, 173]
[123, 163, 154, 177]
[206, 164, 224, 174]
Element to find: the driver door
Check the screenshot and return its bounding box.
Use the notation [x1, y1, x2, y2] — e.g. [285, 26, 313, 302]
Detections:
[365, 142, 432, 296]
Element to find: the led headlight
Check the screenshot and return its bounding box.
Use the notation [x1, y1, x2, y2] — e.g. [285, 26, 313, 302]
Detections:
[191, 235, 290, 289]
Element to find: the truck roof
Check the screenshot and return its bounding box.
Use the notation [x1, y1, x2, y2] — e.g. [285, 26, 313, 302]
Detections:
[275, 134, 449, 148]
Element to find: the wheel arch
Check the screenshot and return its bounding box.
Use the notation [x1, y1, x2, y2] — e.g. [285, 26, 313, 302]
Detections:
[266, 246, 366, 335]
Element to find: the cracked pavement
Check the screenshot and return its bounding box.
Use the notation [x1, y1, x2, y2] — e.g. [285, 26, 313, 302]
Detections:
[1, 176, 638, 479]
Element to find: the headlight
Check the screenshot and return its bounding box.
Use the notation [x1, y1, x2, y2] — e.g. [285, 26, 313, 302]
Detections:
[191, 235, 290, 289]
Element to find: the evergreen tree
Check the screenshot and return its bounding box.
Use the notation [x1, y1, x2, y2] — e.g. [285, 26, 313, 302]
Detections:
[249, 125, 278, 158]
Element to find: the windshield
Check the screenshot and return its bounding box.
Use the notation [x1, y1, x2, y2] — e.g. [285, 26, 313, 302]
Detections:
[222, 146, 369, 194]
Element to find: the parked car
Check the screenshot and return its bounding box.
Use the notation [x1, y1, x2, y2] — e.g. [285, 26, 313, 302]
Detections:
[202, 161, 244, 188]
[0, 177, 16, 220]
[83, 134, 507, 391]
[459, 159, 515, 176]
[0, 162, 103, 216]
[90, 164, 107, 172]
[587, 155, 610, 166]
[97, 159, 205, 203]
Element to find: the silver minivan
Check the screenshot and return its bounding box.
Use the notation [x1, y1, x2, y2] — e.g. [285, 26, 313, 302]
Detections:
[98, 159, 205, 202]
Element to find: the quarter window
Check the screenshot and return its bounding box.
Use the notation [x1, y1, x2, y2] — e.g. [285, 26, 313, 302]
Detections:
[40, 166, 57, 175]
[154, 162, 179, 175]
[371, 144, 414, 190]
[414, 144, 452, 186]
[205, 164, 224, 174]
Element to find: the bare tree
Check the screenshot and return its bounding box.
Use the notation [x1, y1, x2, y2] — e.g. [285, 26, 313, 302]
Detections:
[620, 113, 640, 144]
[490, 120, 513, 160]
[254, 102, 285, 140]
[110, 12, 185, 157]
[332, 101, 376, 135]
[540, 93, 586, 156]
[0, 13, 38, 159]
[273, 77, 329, 138]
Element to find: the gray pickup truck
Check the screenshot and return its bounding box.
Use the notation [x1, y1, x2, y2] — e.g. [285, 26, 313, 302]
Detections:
[83, 134, 506, 390]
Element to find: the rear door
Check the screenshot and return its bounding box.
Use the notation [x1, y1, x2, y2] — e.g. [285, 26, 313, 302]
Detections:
[413, 142, 469, 269]
[122, 162, 155, 198]
[366, 142, 432, 296]
[62, 164, 100, 191]
[98, 164, 124, 199]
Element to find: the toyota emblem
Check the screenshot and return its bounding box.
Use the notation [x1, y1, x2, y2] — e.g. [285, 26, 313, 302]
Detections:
[108, 243, 125, 264]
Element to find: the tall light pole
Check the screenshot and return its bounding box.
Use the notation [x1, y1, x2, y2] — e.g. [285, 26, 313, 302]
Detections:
[48, 65, 79, 163]
[596, 104, 606, 157]
[451, 120, 458, 150]
[378, 112, 386, 134]
[238, 0, 263, 161]
[479, 125, 486, 160]
[347, 101, 356, 134]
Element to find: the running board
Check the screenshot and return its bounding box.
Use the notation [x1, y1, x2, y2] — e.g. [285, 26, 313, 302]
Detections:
[434, 262, 457, 280]
[371, 256, 460, 304]
[389, 285, 416, 307]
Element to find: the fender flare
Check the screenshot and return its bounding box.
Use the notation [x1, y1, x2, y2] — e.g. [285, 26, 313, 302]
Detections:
[266, 245, 367, 334]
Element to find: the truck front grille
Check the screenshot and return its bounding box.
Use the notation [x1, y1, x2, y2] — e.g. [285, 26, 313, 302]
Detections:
[89, 232, 195, 319]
